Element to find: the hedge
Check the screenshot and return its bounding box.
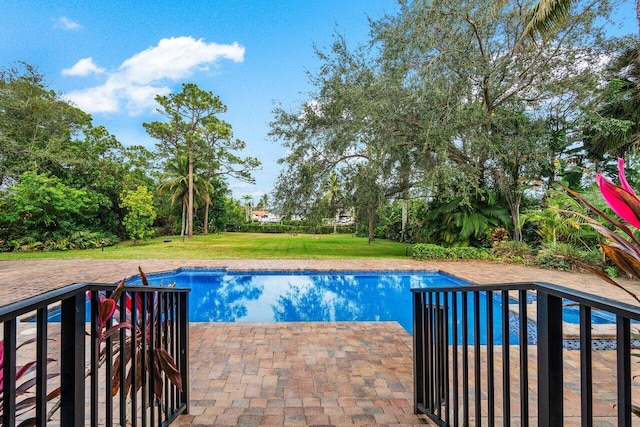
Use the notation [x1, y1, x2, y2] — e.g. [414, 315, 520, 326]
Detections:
[413, 243, 493, 260]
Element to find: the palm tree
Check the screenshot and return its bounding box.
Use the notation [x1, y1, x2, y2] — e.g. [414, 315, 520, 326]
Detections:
[321, 173, 343, 233]
[241, 195, 253, 222]
[158, 156, 211, 238]
[257, 194, 269, 211]
[521, 0, 639, 42]
[584, 46, 640, 158]
[520, 0, 576, 42]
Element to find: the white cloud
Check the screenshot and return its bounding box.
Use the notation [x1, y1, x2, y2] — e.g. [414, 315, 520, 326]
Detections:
[64, 36, 245, 115]
[61, 57, 105, 76]
[55, 16, 82, 31]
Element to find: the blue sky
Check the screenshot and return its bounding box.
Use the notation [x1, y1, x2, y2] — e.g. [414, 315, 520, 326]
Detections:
[0, 1, 637, 202]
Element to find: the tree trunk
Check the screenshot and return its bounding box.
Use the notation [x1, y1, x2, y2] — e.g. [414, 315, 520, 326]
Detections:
[180, 201, 187, 239]
[187, 149, 194, 239]
[368, 206, 376, 242]
[204, 201, 210, 234]
[401, 197, 408, 243]
[510, 193, 522, 242]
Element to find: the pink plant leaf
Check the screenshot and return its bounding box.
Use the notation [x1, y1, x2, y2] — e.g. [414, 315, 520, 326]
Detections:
[596, 172, 640, 229]
[618, 158, 638, 197]
[559, 184, 640, 247]
[98, 299, 117, 330]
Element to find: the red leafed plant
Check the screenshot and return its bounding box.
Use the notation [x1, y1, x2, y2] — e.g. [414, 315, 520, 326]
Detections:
[1, 268, 182, 423]
[98, 268, 182, 400]
[0, 338, 59, 424]
[561, 158, 640, 304]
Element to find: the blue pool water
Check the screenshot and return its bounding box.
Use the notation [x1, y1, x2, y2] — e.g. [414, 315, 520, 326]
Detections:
[125, 269, 470, 335]
[46, 269, 625, 346]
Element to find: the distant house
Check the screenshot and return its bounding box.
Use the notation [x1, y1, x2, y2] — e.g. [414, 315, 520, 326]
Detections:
[251, 210, 282, 224]
[322, 211, 354, 225]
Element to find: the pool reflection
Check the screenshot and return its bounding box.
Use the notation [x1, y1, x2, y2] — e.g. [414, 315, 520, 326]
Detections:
[131, 270, 468, 334]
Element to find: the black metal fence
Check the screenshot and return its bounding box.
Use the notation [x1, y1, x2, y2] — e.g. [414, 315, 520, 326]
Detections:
[0, 282, 189, 426]
[412, 281, 640, 426]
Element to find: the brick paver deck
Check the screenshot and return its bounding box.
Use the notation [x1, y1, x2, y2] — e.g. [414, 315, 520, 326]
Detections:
[2, 258, 640, 425]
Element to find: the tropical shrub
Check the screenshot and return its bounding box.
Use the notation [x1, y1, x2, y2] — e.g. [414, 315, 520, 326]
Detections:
[413, 243, 493, 260]
[423, 194, 511, 247]
[492, 240, 533, 258]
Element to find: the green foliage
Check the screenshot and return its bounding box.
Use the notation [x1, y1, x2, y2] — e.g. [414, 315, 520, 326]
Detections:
[412, 244, 493, 260]
[423, 194, 511, 247]
[1, 231, 118, 253]
[144, 83, 260, 238]
[492, 240, 533, 258]
[533, 242, 604, 271]
[523, 187, 601, 249]
[120, 186, 157, 243]
[0, 171, 102, 241]
[583, 40, 640, 159]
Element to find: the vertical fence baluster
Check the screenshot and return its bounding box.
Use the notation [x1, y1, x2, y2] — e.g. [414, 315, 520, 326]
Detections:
[170, 292, 176, 414]
[427, 292, 434, 412]
[443, 291, 450, 424]
[617, 316, 631, 427]
[473, 290, 481, 426]
[501, 290, 510, 427]
[106, 290, 113, 427]
[462, 291, 469, 426]
[141, 292, 148, 425]
[434, 291, 441, 419]
[60, 293, 86, 425]
[119, 292, 127, 425]
[162, 292, 169, 421]
[537, 292, 563, 426]
[487, 291, 495, 427]
[413, 291, 425, 413]
[180, 291, 190, 414]
[3, 319, 17, 427]
[90, 290, 99, 427]
[131, 291, 138, 427]
[519, 290, 529, 427]
[451, 291, 459, 427]
[36, 308, 48, 426]
[580, 305, 593, 427]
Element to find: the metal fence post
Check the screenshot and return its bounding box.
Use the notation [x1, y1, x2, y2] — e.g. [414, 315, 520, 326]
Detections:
[537, 291, 563, 426]
[60, 292, 86, 425]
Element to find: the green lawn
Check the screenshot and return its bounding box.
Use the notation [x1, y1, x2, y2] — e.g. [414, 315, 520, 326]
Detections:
[0, 233, 412, 260]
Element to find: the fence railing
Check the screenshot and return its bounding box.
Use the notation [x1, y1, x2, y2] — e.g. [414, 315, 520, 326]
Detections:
[412, 281, 640, 427]
[0, 282, 189, 426]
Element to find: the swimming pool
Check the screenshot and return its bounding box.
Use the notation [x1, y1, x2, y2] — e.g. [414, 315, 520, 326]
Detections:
[124, 269, 471, 334]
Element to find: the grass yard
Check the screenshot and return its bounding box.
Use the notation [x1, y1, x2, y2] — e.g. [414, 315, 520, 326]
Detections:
[0, 233, 412, 260]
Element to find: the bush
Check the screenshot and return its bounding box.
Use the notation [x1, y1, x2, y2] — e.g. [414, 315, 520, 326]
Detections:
[2, 231, 119, 252]
[492, 240, 533, 258]
[235, 223, 355, 234]
[533, 243, 603, 272]
[413, 243, 492, 260]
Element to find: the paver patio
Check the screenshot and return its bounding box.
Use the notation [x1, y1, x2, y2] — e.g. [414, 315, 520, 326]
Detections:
[2, 259, 640, 425]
